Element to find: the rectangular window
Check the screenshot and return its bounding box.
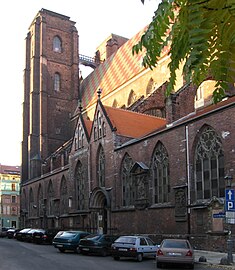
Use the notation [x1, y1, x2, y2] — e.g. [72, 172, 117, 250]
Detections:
[12, 183, 16, 191]
[11, 196, 16, 203]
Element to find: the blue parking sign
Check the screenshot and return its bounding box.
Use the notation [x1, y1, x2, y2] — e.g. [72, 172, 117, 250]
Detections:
[225, 189, 235, 211]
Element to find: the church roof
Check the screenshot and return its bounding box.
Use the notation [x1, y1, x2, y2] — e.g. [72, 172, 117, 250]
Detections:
[80, 27, 148, 108]
[103, 105, 166, 138]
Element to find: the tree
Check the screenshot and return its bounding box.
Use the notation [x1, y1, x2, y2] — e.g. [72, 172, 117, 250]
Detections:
[133, 0, 235, 103]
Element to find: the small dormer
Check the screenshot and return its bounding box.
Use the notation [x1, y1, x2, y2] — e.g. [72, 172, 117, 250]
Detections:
[194, 80, 215, 110]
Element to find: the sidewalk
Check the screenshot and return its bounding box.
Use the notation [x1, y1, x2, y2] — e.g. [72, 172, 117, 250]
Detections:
[195, 250, 235, 268]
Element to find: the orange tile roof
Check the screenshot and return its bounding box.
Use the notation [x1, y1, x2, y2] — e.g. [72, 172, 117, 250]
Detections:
[83, 118, 93, 137]
[104, 105, 166, 138]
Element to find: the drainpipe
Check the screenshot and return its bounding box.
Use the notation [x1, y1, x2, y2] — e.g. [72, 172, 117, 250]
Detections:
[186, 125, 191, 235]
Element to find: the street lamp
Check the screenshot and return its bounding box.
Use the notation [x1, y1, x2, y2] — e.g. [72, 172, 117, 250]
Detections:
[224, 175, 234, 265]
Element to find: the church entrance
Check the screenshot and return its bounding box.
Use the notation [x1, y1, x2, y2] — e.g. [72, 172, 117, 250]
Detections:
[89, 187, 111, 234]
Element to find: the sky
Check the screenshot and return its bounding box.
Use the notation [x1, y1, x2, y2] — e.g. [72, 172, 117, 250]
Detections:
[0, 0, 160, 166]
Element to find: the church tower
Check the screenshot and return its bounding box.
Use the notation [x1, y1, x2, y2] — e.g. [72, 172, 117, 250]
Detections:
[22, 9, 79, 181]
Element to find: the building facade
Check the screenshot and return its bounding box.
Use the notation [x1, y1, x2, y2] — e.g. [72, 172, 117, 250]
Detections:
[20, 9, 235, 251]
[0, 165, 20, 228]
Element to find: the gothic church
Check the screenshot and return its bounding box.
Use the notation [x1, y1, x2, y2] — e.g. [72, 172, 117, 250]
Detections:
[21, 9, 235, 250]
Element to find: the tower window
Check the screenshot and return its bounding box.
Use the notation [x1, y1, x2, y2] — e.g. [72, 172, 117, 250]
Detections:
[54, 73, 61, 92]
[53, 36, 62, 53]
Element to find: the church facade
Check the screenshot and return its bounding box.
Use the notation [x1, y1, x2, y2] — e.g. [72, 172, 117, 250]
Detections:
[20, 9, 235, 251]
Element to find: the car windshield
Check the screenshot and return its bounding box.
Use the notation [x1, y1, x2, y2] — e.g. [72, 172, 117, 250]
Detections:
[83, 234, 101, 240]
[115, 237, 136, 244]
[162, 240, 189, 249]
[59, 232, 78, 238]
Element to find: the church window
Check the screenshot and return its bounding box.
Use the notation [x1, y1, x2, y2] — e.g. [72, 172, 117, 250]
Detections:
[29, 188, 34, 217]
[194, 126, 224, 200]
[127, 90, 137, 106]
[97, 111, 102, 138]
[78, 125, 84, 148]
[53, 36, 62, 53]
[54, 73, 61, 92]
[152, 142, 169, 203]
[97, 146, 105, 187]
[75, 161, 85, 210]
[121, 154, 134, 206]
[146, 78, 154, 95]
[48, 181, 54, 216]
[60, 177, 68, 214]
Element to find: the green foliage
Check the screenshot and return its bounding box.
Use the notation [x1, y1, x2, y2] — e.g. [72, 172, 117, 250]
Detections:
[133, 0, 235, 103]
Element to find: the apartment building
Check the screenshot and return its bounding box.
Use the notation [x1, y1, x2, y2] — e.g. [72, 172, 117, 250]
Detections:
[0, 164, 20, 228]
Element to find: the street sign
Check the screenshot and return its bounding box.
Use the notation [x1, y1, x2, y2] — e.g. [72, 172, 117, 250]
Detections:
[225, 189, 235, 211]
[213, 212, 225, 218]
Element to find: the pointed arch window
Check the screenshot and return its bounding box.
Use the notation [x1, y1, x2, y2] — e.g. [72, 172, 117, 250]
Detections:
[127, 90, 137, 106]
[194, 126, 224, 200]
[78, 125, 84, 149]
[54, 73, 61, 92]
[152, 142, 169, 203]
[75, 161, 85, 210]
[53, 36, 62, 53]
[97, 146, 105, 187]
[29, 188, 34, 217]
[121, 154, 134, 206]
[48, 181, 54, 216]
[38, 185, 44, 216]
[97, 111, 102, 138]
[60, 177, 68, 214]
[146, 78, 154, 95]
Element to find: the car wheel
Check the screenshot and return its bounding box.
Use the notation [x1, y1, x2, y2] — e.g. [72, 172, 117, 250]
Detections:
[101, 248, 107, 257]
[113, 256, 120, 261]
[136, 253, 143, 262]
[75, 247, 81, 254]
[58, 248, 65, 253]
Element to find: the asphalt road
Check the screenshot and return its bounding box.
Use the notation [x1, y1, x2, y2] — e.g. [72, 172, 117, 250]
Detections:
[0, 238, 226, 270]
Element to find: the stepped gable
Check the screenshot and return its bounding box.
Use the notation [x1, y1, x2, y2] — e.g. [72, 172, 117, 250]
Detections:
[103, 105, 166, 139]
[80, 26, 148, 108]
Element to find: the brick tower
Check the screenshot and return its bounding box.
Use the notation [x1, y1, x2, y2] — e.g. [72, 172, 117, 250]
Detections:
[21, 9, 79, 181]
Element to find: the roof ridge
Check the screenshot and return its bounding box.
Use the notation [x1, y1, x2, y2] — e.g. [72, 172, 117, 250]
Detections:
[104, 105, 166, 120]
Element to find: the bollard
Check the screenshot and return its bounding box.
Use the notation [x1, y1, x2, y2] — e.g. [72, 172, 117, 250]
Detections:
[227, 239, 234, 264]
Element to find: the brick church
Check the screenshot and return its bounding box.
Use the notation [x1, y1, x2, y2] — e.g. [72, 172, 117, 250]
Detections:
[20, 9, 235, 250]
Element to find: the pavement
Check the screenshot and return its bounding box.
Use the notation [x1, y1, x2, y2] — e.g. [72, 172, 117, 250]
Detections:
[195, 250, 235, 268]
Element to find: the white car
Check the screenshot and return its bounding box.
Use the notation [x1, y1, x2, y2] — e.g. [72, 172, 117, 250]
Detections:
[111, 235, 159, 262]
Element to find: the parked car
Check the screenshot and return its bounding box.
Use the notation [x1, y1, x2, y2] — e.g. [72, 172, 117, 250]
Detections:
[0, 227, 14, 238]
[32, 228, 60, 244]
[24, 229, 45, 242]
[7, 228, 20, 239]
[15, 228, 32, 241]
[52, 230, 90, 253]
[156, 238, 195, 269]
[79, 234, 119, 256]
[111, 235, 159, 262]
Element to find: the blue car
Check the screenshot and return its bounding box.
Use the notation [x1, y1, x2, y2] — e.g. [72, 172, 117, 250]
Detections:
[52, 230, 90, 253]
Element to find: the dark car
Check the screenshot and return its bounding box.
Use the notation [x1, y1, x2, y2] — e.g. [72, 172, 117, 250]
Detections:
[79, 234, 119, 256]
[24, 229, 45, 242]
[0, 227, 14, 238]
[15, 228, 32, 241]
[52, 230, 90, 253]
[32, 229, 60, 244]
[7, 228, 20, 239]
